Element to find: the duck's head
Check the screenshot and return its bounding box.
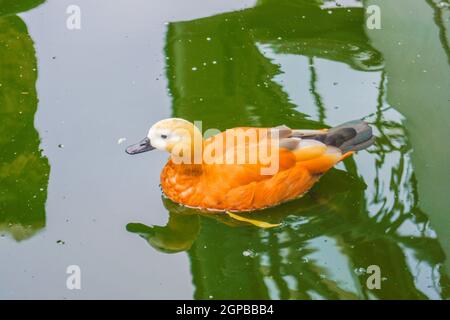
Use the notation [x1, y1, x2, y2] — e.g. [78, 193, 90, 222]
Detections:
[126, 118, 202, 160]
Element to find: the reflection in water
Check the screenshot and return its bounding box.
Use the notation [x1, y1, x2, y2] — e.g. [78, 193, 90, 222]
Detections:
[128, 0, 450, 299]
[0, 0, 48, 241]
[366, 0, 450, 294]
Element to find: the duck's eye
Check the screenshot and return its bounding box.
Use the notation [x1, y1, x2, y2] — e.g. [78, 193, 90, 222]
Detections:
[161, 134, 168, 139]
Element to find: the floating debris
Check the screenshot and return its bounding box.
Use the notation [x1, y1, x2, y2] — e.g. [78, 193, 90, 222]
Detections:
[58, 144, 64, 149]
[56, 240, 65, 245]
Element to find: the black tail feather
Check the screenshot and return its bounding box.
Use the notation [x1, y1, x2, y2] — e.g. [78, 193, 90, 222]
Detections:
[313, 120, 374, 153]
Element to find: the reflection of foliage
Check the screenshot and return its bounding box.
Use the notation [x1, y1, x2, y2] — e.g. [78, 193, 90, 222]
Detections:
[0, 4, 49, 241]
[165, 1, 382, 131]
[0, 0, 44, 17]
[129, 1, 449, 299]
[426, 0, 450, 65]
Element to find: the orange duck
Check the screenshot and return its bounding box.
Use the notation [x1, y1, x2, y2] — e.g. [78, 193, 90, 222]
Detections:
[126, 118, 374, 212]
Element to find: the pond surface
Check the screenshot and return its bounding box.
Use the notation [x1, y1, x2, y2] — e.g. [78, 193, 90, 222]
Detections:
[1, 0, 449, 299]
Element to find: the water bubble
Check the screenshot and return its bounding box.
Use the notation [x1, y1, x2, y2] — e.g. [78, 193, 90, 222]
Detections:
[56, 240, 65, 245]
[206, 37, 211, 41]
[191, 67, 198, 71]
[354, 267, 366, 275]
[212, 60, 217, 64]
[117, 138, 127, 145]
[242, 249, 256, 257]
[58, 144, 64, 149]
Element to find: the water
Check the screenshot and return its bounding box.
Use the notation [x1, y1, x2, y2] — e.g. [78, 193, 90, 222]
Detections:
[0, 0, 449, 299]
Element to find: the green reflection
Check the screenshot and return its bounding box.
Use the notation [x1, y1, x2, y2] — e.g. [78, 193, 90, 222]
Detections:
[366, 0, 450, 280]
[0, 0, 48, 241]
[129, 1, 450, 299]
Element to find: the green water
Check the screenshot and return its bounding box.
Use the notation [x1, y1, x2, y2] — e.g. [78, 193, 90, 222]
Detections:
[0, 0, 449, 299]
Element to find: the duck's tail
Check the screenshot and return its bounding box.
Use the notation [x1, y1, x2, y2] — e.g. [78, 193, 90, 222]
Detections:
[308, 120, 375, 153]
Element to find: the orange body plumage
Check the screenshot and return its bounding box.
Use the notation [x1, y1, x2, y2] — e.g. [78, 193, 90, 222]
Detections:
[160, 123, 372, 212]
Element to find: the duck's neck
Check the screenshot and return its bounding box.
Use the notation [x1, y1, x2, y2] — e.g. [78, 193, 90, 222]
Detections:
[169, 124, 204, 172]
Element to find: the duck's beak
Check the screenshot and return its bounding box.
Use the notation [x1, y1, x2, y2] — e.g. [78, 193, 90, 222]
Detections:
[125, 137, 155, 155]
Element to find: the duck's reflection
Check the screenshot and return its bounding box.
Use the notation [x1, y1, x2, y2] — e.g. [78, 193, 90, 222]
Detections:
[127, 169, 360, 254]
[127, 207, 200, 254]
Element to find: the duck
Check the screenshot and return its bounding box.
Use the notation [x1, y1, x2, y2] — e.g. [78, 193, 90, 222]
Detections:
[126, 118, 374, 212]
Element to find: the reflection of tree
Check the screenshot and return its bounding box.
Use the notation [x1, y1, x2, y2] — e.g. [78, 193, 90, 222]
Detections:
[0, 0, 48, 241]
[426, 0, 450, 65]
[129, 1, 449, 299]
[165, 1, 382, 130]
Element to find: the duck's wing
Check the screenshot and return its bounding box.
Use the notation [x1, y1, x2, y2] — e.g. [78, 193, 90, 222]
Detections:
[196, 122, 374, 210]
[273, 120, 375, 174]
